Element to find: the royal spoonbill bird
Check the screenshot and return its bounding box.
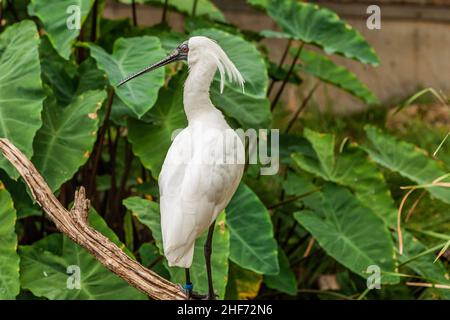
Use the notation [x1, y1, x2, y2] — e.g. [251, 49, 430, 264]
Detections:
[118, 36, 245, 299]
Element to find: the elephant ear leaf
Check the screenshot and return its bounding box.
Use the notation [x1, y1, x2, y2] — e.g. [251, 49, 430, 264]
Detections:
[119, 0, 225, 21]
[226, 183, 279, 275]
[364, 125, 450, 204]
[32, 90, 107, 192]
[294, 184, 398, 284]
[0, 187, 20, 299]
[264, 247, 297, 295]
[85, 36, 166, 118]
[292, 128, 397, 226]
[266, 0, 379, 65]
[28, 0, 95, 59]
[297, 50, 379, 105]
[19, 210, 145, 300]
[0, 21, 44, 179]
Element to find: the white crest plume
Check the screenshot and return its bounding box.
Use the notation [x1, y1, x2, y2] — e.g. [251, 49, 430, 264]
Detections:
[190, 36, 245, 94]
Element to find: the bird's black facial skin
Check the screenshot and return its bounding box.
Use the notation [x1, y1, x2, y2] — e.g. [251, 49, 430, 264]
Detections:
[117, 41, 189, 87]
[176, 41, 189, 61]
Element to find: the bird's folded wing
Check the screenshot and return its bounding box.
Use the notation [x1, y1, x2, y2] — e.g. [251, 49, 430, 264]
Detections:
[158, 127, 244, 265]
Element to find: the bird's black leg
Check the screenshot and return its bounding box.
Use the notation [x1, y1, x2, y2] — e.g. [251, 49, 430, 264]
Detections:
[204, 220, 216, 300]
[184, 268, 193, 299]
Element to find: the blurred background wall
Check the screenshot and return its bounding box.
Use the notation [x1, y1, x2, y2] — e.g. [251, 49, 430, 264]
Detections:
[104, 0, 450, 114]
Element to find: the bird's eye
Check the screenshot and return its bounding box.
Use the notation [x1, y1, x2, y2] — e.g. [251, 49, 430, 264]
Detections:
[181, 45, 189, 53]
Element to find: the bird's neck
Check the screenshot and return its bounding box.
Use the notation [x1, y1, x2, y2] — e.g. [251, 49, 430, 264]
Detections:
[183, 60, 223, 124]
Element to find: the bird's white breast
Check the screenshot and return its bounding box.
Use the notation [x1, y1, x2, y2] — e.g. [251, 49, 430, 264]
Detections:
[158, 117, 244, 267]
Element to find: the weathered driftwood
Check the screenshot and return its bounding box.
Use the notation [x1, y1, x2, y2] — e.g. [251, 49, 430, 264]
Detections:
[0, 138, 186, 300]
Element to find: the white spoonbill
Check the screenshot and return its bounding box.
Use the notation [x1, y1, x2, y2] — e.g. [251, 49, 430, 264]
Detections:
[118, 36, 245, 299]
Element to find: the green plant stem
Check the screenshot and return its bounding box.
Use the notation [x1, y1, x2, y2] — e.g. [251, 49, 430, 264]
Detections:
[141, 165, 148, 183]
[267, 38, 292, 96]
[192, 0, 198, 16]
[406, 227, 450, 241]
[131, 0, 138, 26]
[90, 0, 98, 42]
[393, 87, 448, 116]
[357, 287, 371, 300]
[271, 42, 304, 111]
[284, 81, 320, 133]
[161, 0, 169, 24]
[268, 188, 320, 210]
[281, 220, 298, 248]
[107, 126, 120, 215]
[118, 140, 133, 204]
[286, 233, 310, 256]
[292, 247, 322, 266]
[433, 132, 450, 158]
[77, 26, 86, 63]
[397, 241, 448, 268]
[88, 88, 114, 198]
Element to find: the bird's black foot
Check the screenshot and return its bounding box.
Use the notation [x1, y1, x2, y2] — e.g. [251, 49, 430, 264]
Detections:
[189, 292, 218, 300]
[205, 292, 218, 300]
[178, 284, 205, 300]
[177, 285, 218, 300]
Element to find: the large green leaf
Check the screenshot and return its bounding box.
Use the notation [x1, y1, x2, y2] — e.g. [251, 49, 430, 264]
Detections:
[226, 183, 279, 275]
[85, 36, 166, 118]
[0, 21, 44, 179]
[266, 0, 379, 65]
[76, 58, 109, 96]
[39, 36, 78, 106]
[281, 171, 316, 196]
[398, 232, 450, 300]
[28, 0, 94, 59]
[294, 184, 397, 283]
[364, 125, 450, 204]
[0, 187, 20, 299]
[127, 74, 187, 177]
[119, 0, 225, 21]
[296, 50, 378, 104]
[123, 197, 230, 298]
[39, 35, 107, 106]
[292, 128, 397, 226]
[32, 90, 106, 191]
[264, 247, 297, 296]
[19, 211, 145, 300]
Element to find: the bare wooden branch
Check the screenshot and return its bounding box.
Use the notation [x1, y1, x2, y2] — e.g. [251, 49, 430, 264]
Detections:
[0, 138, 186, 300]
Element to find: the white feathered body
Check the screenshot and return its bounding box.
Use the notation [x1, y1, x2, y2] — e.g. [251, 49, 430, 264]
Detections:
[158, 36, 246, 268]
